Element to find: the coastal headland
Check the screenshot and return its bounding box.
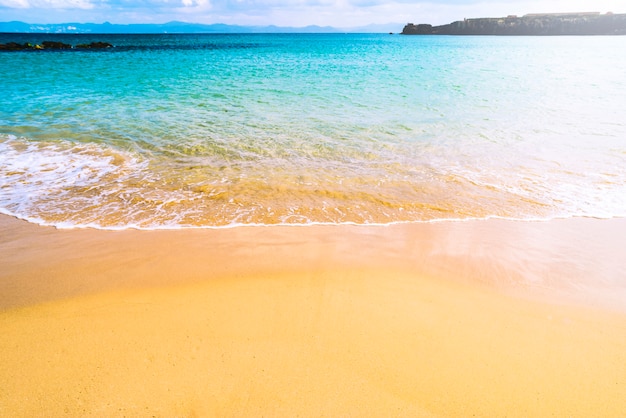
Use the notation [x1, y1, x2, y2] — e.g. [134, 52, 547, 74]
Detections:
[1, 214, 625, 416]
[402, 12, 626, 35]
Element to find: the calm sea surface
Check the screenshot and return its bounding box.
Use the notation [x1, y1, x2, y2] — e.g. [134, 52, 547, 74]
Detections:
[1, 33, 625, 229]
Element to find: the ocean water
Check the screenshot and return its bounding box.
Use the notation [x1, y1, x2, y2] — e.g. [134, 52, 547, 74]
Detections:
[1, 33, 625, 229]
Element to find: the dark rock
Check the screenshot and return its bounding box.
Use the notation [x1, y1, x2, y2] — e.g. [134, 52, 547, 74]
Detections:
[75, 41, 113, 49]
[41, 41, 73, 49]
[0, 42, 34, 50]
[401, 24, 433, 35]
[0, 40, 116, 51]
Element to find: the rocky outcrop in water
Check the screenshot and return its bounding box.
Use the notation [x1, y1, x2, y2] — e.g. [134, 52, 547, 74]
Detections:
[0, 42, 38, 50]
[41, 41, 72, 49]
[402, 12, 626, 35]
[75, 42, 114, 49]
[0, 41, 113, 50]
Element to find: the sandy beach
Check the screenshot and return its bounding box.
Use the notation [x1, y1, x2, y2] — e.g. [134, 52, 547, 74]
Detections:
[1, 214, 625, 416]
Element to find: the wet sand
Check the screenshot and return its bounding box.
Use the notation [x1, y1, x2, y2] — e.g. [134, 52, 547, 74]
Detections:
[1, 214, 625, 416]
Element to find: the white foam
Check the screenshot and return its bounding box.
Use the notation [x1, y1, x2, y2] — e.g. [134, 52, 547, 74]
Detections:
[0, 135, 147, 228]
[2, 133, 626, 231]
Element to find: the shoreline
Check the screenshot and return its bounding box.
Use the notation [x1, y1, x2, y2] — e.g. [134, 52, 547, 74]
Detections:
[1, 214, 625, 415]
[5, 205, 625, 231]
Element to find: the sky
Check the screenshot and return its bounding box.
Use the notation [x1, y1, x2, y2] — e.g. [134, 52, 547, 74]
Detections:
[1, 0, 624, 28]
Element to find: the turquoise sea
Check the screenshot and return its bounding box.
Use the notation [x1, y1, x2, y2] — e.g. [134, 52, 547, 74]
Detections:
[1, 33, 625, 229]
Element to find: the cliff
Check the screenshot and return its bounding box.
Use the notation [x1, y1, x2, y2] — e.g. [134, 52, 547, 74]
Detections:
[402, 12, 626, 35]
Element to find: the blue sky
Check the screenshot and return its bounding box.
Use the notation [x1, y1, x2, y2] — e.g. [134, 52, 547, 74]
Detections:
[1, 0, 624, 27]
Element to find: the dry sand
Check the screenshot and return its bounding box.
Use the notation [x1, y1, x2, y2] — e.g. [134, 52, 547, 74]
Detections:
[1, 214, 625, 416]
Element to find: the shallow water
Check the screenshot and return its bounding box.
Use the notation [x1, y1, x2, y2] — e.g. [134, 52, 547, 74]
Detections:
[1, 33, 625, 228]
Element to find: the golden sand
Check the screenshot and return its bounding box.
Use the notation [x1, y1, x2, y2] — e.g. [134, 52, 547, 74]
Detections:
[1, 215, 625, 416]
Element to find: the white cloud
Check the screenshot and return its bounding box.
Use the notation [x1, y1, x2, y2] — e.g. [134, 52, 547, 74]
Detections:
[181, 0, 209, 6]
[0, 0, 95, 8]
[0, 0, 31, 7]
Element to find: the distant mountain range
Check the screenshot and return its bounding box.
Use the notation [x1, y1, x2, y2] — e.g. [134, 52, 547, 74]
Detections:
[0, 21, 401, 34]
